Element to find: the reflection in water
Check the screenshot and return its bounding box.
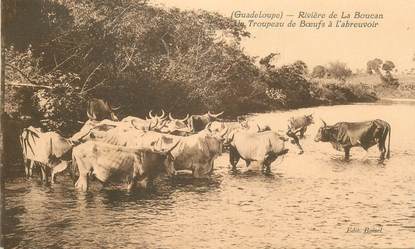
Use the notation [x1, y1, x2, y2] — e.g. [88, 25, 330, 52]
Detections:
[4, 102, 415, 248]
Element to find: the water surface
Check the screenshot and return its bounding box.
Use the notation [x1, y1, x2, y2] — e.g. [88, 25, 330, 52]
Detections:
[4, 101, 415, 248]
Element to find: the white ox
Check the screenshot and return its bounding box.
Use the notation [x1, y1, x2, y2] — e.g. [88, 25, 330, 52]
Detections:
[72, 139, 179, 192]
[20, 126, 75, 183]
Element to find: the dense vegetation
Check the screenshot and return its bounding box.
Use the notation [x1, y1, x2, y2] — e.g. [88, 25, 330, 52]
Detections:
[3, 0, 377, 136]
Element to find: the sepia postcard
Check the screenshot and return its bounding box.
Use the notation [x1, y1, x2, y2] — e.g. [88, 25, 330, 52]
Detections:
[1, 0, 414, 248]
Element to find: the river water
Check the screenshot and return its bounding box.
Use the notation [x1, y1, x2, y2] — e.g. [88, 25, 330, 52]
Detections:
[4, 100, 415, 248]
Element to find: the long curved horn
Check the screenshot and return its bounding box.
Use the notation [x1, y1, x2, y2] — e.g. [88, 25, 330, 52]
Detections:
[219, 127, 229, 138]
[159, 109, 166, 119]
[180, 113, 190, 122]
[209, 111, 224, 118]
[158, 119, 168, 129]
[168, 113, 175, 121]
[149, 110, 155, 119]
[205, 122, 212, 132]
[320, 119, 327, 127]
[149, 118, 159, 130]
[111, 105, 121, 110]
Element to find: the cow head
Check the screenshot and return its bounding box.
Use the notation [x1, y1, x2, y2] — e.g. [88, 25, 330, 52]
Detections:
[223, 130, 235, 149]
[305, 114, 314, 125]
[314, 119, 335, 142]
[166, 113, 191, 132]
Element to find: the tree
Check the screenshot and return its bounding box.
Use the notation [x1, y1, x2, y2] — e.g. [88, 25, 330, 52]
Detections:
[326, 61, 352, 80]
[259, 52, 279, 70]
[261, 60, 313, 108]
[382, 60, 395, 72]
[380, 60, 399, 87]
[366, 58, 383, 74]
[311, 65, 326, 78]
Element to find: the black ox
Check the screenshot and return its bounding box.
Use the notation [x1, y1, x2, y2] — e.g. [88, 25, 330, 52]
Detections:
[314, 119, 391, 161]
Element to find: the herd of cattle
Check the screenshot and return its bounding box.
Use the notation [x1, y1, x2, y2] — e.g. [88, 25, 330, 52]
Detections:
[19, 99, 392, 192]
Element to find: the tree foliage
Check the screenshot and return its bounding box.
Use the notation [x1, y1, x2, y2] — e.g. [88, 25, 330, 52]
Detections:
[311, 65, 326, 78]
[326, 61, 352, 81]
[3, 0, 377, 135]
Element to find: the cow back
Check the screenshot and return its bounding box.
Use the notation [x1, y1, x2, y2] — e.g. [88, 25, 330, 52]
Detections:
[289, 115, 312, 130]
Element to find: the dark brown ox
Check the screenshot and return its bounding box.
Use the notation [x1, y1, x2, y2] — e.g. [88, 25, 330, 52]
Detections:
[314, 119, 391, 161]
[86, 98, 119, 121]
[72, 140, 179, 192]
[188, 111, 224, 132]
[288, 114, 314, 138]
[224, 130, 290, 174]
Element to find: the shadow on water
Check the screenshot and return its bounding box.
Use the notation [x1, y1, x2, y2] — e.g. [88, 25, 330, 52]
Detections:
[168, 174, 223, 194]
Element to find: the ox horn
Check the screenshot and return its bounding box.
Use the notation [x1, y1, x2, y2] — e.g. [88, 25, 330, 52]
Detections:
[219, 127, 229, 138]
[158, 119, 168, 129]
[208, 111, 224, 118]
[149, 118, 159, 130]
[149, 110, 155, 119]
[320, 119, 327, 127]
[168, 112, 175, 121]
[111, 105, 121, 110]
[180, 113, 190, 122]
[87, 110, 97, 120]
[205, 122, 212, 132]
[159, 109, 166, 119]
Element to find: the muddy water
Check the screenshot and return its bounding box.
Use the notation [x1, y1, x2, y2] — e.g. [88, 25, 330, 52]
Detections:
[4, 100, 415, 248]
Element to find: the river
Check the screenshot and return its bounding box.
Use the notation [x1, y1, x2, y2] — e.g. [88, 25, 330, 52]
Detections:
[3, 100, 415, 248]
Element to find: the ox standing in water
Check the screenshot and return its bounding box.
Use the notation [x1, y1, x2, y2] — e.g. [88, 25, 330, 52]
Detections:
[314, 119, 391, 162]
[72, 140, 179, 192]
[288, 114, 314, 138]
[224, 130, 291, 174]
[20, 127, 75, 183]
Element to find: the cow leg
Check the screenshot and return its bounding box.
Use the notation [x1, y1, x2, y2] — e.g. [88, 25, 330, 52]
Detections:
[260, 160, 271, 174]
[344, 147, 351, 161]
[262, 153, 277, 174]
[378, 142, 386, 162]
[229, 147, 240, 171]
[24, 159, 30, 177]
[127, 179, 137, 192]
[300, 127, 307, 138]
[75, 173, 89, 192]
[27, 160, 35, 177]
[40, 165, 49, 183]
[51, 161, 69, 184]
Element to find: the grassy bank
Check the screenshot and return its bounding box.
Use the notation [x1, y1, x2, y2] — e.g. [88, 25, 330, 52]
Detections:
[311, 73, 415, 101]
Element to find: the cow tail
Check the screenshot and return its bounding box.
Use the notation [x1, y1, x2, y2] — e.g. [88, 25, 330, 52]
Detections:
[386, 123, 391, 159]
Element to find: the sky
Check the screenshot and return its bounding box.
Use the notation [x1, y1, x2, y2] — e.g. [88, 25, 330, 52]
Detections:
[153, 0, 415, 71]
